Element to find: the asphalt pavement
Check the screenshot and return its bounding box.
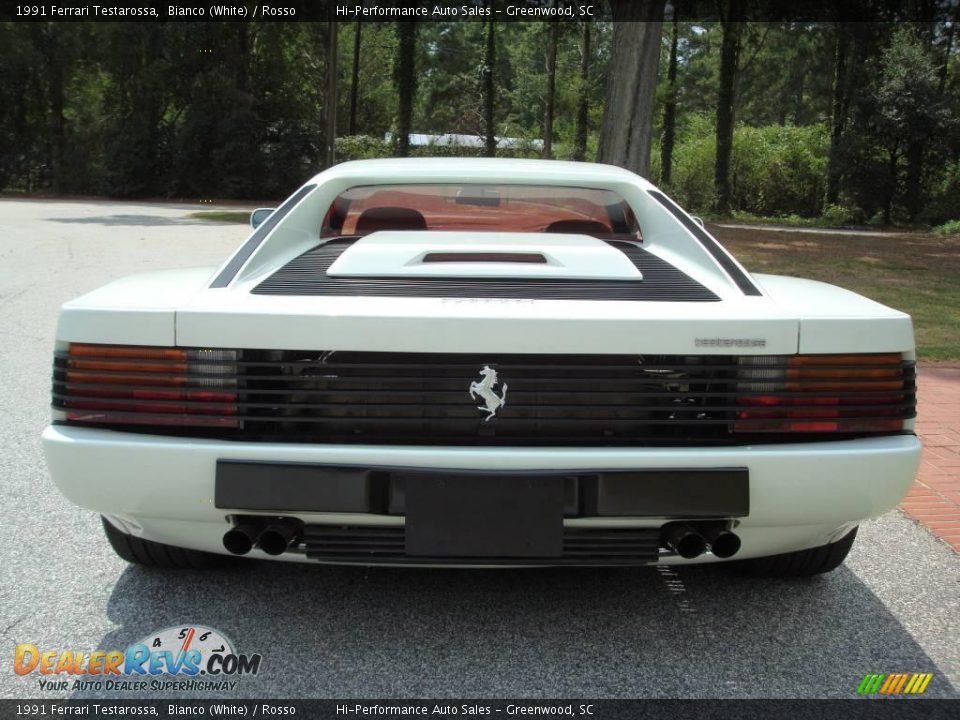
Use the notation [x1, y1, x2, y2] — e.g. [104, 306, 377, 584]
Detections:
[0, 199, 957, 699]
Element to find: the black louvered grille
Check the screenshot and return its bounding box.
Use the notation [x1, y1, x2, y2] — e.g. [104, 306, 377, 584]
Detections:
[299, 525, 661, 565]
[54, 349, 917, 446]
[252, 239, 720, 301]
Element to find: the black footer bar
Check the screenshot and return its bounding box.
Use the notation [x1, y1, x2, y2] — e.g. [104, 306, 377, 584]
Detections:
[3, 699, 957, 719]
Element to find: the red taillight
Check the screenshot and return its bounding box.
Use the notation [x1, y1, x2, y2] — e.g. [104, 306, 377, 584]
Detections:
[55, 344, 240, 429]
[734, 353, 913, 433]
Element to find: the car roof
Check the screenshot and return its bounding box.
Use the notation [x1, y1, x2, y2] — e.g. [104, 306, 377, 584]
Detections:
[307, 157, 656, 191]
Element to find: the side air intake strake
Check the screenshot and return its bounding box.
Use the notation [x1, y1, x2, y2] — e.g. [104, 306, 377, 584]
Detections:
[54, 346, 916, 446]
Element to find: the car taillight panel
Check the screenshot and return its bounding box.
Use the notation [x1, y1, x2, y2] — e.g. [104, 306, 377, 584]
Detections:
[735, 353, 914, 433]
[53, 344, 240, 428]
[52, 346, 916, 440]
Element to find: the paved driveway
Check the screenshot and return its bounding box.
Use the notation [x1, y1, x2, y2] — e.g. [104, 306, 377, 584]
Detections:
[0, 200, 957, 699]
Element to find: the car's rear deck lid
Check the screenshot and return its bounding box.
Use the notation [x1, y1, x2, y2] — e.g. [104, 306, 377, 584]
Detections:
[326, 232, 644, 281]
[252, 237, 717, 301]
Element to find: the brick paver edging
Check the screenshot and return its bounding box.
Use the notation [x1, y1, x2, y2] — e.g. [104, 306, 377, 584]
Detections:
[900, 365, 960, 552]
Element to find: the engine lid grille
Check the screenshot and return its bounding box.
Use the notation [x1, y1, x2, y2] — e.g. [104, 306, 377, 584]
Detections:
[252, 238, 720, 301]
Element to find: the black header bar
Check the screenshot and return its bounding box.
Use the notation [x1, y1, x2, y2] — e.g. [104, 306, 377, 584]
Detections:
[1, 0, 956, 23]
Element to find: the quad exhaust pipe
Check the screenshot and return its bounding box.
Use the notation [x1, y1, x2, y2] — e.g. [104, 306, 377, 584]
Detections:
[660, 522, 741, 559]
[226, 517, 738, 560]
[222, 518, 302, 556]
[257, 521, 301, 556]
[662, 523, 708, 559]
[701, 525, 742, 559]
[222, 521, 261, 556]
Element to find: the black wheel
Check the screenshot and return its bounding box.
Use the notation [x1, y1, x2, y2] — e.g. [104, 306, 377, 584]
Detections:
[101, 516, 224, 569]
[733, 527, 858, 577]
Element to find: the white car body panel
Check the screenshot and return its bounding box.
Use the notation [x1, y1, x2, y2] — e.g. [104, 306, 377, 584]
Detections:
[175, 291, 801, 355]
[44, 158, 922, 568]
[56, 267, 215, 346]
[43, 425, 920, 564]
[754, 273, 916, 354]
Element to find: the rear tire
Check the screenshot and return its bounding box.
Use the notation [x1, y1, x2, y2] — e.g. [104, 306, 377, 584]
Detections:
[101, 516, 224, 569]
[733, 527, 858, 577]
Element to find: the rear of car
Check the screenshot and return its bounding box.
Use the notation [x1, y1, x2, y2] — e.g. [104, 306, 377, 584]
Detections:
[42, 159, 922, 574]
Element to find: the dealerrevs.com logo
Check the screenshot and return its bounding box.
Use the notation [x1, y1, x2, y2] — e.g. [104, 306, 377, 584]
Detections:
[14, 625, 262, 693]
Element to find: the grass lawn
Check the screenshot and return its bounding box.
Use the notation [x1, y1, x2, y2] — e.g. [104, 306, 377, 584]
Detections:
[190, 210, 250, 223]
[711, 225, 960, 361]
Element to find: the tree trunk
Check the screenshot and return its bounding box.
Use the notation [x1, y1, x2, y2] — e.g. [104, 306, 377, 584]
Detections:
[348, 22, 361, 135]
[482, 14, 497, 157]
[714, 0, 742, 215]
[902, 20, 957, 220]
[325, 20, 338, 167]
[542, 20, 559, 159]
[595, 0, 666, 178]
[48, 45, 65, 193]
[394, 22, 417, 157]
[825, 23, 850, 206]
[884, 143, 899, 225]
[660, 8, 679, 185]
[904, 140, 925, 220]
[938, 22, 953, 95]
[792, 65, 805, 125]
[237, 23, 249, 93]
[572, 18, 591, 162]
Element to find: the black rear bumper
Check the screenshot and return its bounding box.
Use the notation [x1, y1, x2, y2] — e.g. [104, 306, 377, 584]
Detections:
[214, 461, 750, 518]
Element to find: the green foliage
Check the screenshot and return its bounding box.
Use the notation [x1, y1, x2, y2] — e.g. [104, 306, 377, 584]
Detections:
[1, 17, 957, 221]
[190, 210, 250, 223]
[656, 113, 716, 210]
[933, 220, 960, 236]
[0, 22, 326, 199]
[337, 23, 397, 137]
[335, 135, 391, 161]
[722, 209, 860, 229]
[918, 161, 960, 226]
[820, 203, 862, 226]
[663, 115, 829, 217]
[875, 27, 950, 145]
[731, 123, 828, 217]
[335, 134, 543, 162]
[832, 26, 960, 223]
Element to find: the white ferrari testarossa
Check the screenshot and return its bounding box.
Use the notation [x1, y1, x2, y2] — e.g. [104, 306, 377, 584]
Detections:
[43, 159, 920, 575]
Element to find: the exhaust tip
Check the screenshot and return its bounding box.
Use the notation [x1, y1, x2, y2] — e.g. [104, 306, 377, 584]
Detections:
[257, 521, 301, 556]
[662, 523, 707, 559]
[674, 533, 708, 559]
[709, 530, 741, 559]
[222, 524, 259, 555]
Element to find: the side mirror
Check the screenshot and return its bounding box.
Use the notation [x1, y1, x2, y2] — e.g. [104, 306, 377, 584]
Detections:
[250, 208, 276, 229]
[690, 215, 706, 229]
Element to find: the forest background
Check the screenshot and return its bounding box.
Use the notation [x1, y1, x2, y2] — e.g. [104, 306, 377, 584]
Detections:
[2, 1, 958, 230]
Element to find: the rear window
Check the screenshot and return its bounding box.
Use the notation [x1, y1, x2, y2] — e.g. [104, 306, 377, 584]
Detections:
[320, 184, 642, 240]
